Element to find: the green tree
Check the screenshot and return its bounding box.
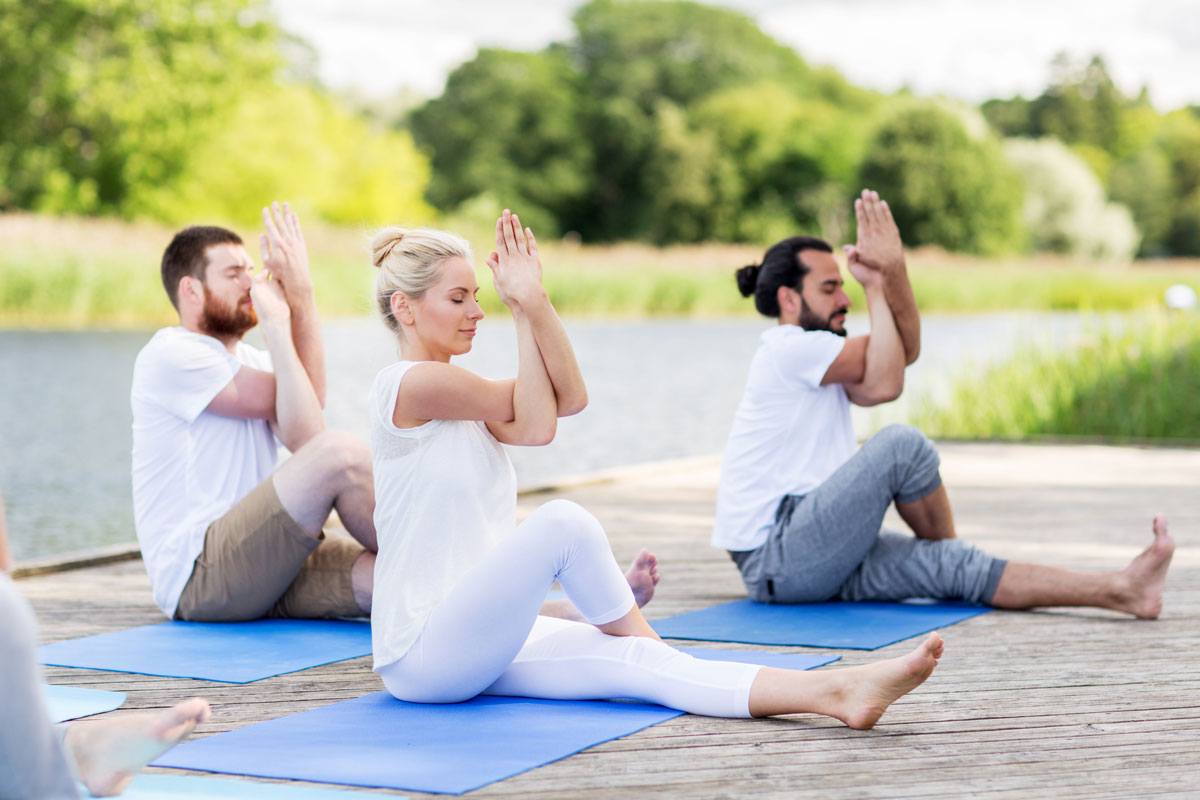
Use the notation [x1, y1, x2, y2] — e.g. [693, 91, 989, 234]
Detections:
[0, 0, 278, 216]
[859, 102, 1024, 255]
[408, 48, 591, 235]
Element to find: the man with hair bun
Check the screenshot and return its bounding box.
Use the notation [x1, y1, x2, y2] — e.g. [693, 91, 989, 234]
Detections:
[715, 189, 1174, 617]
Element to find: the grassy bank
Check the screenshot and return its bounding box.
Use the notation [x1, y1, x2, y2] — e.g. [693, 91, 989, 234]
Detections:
[914, 313, 1200, 441]
[2, 213, 1200, 328]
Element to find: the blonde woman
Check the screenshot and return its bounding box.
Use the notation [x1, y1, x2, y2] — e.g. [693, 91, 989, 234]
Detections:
[367, 210, 943, 725]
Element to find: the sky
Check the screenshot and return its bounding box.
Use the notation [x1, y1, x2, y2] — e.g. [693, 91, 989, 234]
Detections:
[272, 0, 1200, 110]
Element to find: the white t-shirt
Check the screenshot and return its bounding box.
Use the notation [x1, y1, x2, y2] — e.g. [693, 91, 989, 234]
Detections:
[712, 325, 856, 551]
[130, 327, 277, 616]
[369, 360, 517, 670]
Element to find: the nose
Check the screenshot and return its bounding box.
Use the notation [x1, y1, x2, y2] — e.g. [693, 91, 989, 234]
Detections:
[468, 297, 485, 321]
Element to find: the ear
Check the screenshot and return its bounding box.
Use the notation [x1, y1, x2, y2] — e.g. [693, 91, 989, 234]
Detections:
[179, 275, 203, 307]
[776, 285, 800, 318]
[390, 291, 415, 326]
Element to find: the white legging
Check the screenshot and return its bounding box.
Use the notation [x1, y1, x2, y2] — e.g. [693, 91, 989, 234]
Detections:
[378, 499, 761, 718]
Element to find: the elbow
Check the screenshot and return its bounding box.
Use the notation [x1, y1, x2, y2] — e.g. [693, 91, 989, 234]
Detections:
[856, 377, 904, 406]
[523, 418, 558, 446]
[558, 389, 589, 418]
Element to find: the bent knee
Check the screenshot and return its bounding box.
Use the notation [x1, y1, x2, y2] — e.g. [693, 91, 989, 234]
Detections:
[301, 431, 372, 484]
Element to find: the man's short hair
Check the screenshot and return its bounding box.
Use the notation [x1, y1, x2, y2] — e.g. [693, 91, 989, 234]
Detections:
[161, 226, 243, 310]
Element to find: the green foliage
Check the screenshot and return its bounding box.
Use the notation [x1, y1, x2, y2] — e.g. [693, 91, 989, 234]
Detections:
[860, 103, 1025, 255]
[915, 314, 1200, 441]
[141, 83, 432, 227]
[408, 48, 590, 235]
[0, 0, 278, 216]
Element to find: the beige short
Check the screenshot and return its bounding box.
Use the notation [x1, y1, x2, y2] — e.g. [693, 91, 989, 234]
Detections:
[175, 477, 365, 621]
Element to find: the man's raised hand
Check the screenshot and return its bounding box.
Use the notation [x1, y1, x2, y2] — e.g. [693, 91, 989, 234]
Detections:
[852, 189, 905, 275]
[259, 201, 313, 303]
[486, 209, 546, 310]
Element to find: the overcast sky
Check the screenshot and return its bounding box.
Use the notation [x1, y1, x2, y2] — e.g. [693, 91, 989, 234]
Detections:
[272, 0, 1200, 109]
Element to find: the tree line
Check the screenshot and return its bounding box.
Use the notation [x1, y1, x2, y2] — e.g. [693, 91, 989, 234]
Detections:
[3, 0, 1198, 258]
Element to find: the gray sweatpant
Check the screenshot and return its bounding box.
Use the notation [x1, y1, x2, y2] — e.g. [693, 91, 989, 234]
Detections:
[0, 575, 81, 800]
[731, 425, 1006, 605]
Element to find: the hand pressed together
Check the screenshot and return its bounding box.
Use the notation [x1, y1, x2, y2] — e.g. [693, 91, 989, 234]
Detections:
[258, 201, 313, 303]
[844, 189, 905, 290]
[487, 209, 546, 311]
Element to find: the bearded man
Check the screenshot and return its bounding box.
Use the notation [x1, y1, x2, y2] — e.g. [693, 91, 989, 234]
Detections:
[131, 205, 377, 622]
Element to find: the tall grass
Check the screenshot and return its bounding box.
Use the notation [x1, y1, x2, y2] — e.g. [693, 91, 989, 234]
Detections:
[914, 313, 1200, 441]
[2, 213, 1200, 328]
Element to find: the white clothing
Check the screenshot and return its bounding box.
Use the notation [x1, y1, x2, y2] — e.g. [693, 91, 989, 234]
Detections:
[378, 500, 759, 718]
[130, 327, 276, 616]
[369, 360, 517, 669]
[713, 326, 854, 551]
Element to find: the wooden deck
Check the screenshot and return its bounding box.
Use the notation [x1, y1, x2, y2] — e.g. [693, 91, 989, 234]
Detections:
[18, 442, 1200, 798]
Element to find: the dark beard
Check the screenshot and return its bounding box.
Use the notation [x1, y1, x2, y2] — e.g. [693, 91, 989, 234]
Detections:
[201, 284, 257, 338]
[799, 299, 848, 337]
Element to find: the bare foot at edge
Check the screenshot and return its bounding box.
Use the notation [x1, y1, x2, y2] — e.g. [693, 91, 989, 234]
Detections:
[626, 549, 660, 608]
[67, 697, 211, 797]
[1114, 514, 1174, 620]
[836, 633, 944, 730]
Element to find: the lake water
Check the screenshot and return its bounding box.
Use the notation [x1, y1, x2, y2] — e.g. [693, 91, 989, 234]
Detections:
[0, 313, 1115, 562]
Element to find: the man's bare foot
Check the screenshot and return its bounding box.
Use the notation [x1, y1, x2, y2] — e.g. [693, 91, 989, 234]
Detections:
[626, 549, 660, 608]
[66, 697, 210, 796]
[1113, 514, 1174, 619]
[835, 633, 944, 730]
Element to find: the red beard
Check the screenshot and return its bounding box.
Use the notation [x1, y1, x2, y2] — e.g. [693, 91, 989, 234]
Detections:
[201, 284, 257, 337]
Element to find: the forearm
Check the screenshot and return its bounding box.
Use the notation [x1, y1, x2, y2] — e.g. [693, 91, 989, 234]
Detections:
[263, 326, 325, 451]
[861, 287, 905, 397]
[519, 294, 588, 416]
[508, 310, 558, 443]
[882, 265, 921, 365]
[286, 285, 327, 406]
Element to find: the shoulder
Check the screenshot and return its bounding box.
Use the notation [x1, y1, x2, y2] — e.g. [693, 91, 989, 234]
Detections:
[762, 326, 845, 360]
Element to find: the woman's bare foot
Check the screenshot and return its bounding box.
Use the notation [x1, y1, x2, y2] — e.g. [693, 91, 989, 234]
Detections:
[66, 697, 210, 796]
[1113, 514, 1174, 619]
[835, 633, 944, 730]
[626, 549, 660, 608]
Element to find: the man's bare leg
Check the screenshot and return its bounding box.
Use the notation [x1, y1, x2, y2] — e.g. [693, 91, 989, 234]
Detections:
[272, 430, 377, 611]
[64, 698, 211, 797]
[748, 633, 943, 727]
[990, 515, 1174, 618]
[896, 484, 956, 540]
[541, 549, 660, 622]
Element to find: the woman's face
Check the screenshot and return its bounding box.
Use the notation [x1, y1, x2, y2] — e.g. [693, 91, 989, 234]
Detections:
[405, 256, 484, 358]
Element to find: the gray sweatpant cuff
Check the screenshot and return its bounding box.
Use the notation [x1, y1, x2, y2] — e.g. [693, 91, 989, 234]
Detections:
[895, 472, 943, 505]
[980, 558, 1008, 605]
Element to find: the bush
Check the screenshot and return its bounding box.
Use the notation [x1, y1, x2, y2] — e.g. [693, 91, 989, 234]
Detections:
[859, 102, 1025, 255]
[1003, 138, 1138, 261]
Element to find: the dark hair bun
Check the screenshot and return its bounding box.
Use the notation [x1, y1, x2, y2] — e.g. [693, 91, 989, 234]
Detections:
[735, 264, 760, 297]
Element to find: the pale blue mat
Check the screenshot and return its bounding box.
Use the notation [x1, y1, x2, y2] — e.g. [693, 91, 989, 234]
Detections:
[92, 773, 395, 798]
[39, 619, 372, 683]
[653, 599, 990, 650]
[44, 684, 126, 722]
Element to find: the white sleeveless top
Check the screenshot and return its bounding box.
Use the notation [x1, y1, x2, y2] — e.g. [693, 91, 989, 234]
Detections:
[369, 360, 517, 669]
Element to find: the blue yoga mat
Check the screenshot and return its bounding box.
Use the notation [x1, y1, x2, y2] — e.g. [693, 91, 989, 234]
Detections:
[153, 646, 834, 794]
[94, 773, 396, 798]
[653, 599, 990, 650]
[44, 684, 126, 722]
[39, 619, 372, 684]
[155, 692, 682, 795]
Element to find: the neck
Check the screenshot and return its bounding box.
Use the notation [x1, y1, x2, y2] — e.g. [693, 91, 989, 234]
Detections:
[180, 317, 242, 353]
[399, 334, 451, 363]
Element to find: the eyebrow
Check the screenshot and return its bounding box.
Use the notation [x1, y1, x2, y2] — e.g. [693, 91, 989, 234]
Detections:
[820, 278, 842, 287]
[448, 287, 477, 293]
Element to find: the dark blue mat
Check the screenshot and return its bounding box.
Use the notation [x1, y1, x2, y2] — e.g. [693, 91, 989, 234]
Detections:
[39, 619, 371, 683]
[155, 692, 683, 795]
[653, 599, 989, 650]
[44, 684, 126, 722]
[152, 647, 833, 794]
